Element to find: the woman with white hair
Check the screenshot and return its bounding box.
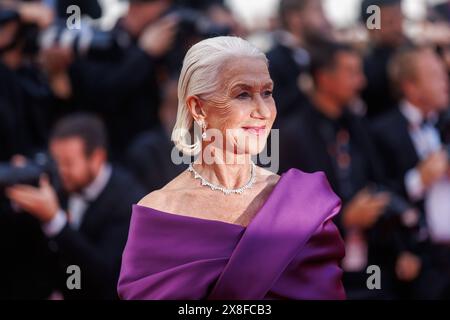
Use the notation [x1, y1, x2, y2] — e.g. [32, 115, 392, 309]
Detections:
[118, 36, 345, 300]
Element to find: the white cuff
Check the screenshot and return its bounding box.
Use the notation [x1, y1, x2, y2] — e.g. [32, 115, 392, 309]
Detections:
[405, 168, 426, 202]
[42, 209, 67, 237]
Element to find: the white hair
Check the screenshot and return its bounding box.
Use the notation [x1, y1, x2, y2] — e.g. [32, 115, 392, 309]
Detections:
[171, 36, 268, 157]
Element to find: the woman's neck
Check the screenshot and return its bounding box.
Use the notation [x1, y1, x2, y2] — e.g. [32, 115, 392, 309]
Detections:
[193, 152, 254, 190]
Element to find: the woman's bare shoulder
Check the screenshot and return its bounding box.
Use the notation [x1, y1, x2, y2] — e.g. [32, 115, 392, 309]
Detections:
[256, 166, 281, 185]
[137, 189, 166, 210]
[137, 169, 190, 210]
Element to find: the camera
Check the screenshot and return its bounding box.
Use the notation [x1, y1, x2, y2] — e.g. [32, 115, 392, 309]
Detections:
[1, 4, 231, 67]
[39, 20, 130, 57]
[0, 8, 19, 25]
[0, 6, 127, 57]
[0, 153, 57, 191]
[0, 7, 38, 55]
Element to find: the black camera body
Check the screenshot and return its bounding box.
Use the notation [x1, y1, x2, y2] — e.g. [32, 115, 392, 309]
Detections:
[0, 8, 19, 25]
[1, 4, 231, 68]
[0, 153, 57, 191]
[0, 5, 125, 57]
[0, 7, 39, 55]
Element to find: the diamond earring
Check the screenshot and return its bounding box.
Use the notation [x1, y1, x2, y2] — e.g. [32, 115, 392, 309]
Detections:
[197, 120, 207, 139]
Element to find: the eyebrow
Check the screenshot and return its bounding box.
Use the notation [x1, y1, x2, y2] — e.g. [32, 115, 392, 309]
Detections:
[230, 81, 274, 90]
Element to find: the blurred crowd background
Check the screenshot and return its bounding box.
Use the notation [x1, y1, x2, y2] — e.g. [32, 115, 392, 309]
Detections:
[0, 0, 449, 300]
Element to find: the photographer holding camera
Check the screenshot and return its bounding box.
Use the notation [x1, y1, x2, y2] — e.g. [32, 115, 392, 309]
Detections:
[0, 1, 55, 162]
[39, 0, 233, 160]
[38, 0, 177, 161]
[2, 0, 233, 162]
[4, 113, 145, 299]
[1, 5, 61, 283]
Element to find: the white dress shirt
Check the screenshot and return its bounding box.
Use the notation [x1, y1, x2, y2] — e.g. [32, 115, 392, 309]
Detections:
[42, 164, 113, 237]
[401, 101, 441, 201]
[400, 101, 450, 242]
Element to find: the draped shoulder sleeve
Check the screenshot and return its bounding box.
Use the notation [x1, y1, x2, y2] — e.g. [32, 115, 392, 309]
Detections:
[117, 168, 346, 300]
[117, 205, 245, 299]
[266, 169, 346, 300]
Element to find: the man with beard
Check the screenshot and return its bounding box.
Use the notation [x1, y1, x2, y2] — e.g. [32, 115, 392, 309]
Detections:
[5, 113, 145, 299]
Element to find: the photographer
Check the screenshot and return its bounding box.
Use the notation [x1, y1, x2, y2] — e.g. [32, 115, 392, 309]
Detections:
[0, 1, 55, 291]
[0, 1, 55, 162]
[371, 45, 450, 299]
[4, 113, 145, 299]
[279, 41, 421, 299]
[38, 0, 179, 161]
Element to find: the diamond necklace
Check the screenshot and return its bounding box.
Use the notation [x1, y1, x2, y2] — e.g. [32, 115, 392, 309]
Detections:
[187, 161, 257, 195]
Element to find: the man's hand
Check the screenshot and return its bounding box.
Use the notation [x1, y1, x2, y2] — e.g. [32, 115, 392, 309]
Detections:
[396, 251, 422, 282]
[39, 46, 74, 76]
[342, 188, 391, 230]
[38, 46, 74, 99]
[5, 175, 60, 223]
[418, 150, 448, 189]
[138, 15, 178, 58]
[17, 2, 54, 29]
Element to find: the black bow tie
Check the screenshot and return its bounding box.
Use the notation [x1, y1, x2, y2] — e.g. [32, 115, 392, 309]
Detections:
[420, 119, 436, 129]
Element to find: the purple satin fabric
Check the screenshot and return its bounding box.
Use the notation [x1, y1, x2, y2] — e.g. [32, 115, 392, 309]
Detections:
[118, 168, 346, 300]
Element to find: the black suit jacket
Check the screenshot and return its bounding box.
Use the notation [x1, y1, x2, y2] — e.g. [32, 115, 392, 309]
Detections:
[370, 107, 421, 200]
[278, 102, 407, 289]
[361, 45, 399, 119]
[370, 106, 450, 299]
[267, 42, 310, 122]
[369, 106, 438, 251]
[279, 102, 387, 202]
[0, 62, 52, 161]
[0, 210, 58, 299]
[50, 167, 145, 299]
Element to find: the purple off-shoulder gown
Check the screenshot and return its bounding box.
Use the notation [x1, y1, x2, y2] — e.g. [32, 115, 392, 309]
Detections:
[117, 168, 346, 300]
